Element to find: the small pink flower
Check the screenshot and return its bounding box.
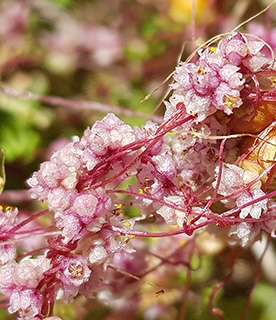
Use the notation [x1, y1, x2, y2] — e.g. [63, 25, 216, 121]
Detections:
[0, 206, 18, 232]
[219, 33, 248, 65]
[89, 246, 108, 265]
[60, 256, 91, 287]
[157, 196, 187, 227]
[0, 244, 16, 264]
[229, 222, 261, 247]
[213, 164, 244, 196]
[152, 153, 177, 180]
[237, 189, 268, 219]
[14, 256, 51, 288]
[56, 213, 82, 243]
[8, 289, 42, 319]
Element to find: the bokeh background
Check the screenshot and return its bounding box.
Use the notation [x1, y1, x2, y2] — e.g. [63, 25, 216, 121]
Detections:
[1, 0, 276, 319]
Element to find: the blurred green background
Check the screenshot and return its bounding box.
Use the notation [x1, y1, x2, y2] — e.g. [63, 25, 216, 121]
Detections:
[0, 0, 276, 319]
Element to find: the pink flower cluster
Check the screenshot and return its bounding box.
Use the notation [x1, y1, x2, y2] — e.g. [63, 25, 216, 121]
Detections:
[2, 32, 276, 319]
[28, 113, 139, 243]
[0, 256, 50, 319]
[165, 33, 272, 121]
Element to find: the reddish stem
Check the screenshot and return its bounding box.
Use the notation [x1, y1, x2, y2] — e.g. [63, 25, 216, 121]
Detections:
[4, 210, 49, 236]
[97, 112, 193, 188]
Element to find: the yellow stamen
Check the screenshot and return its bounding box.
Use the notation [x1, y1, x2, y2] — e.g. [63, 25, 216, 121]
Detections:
[116, 203, 125, 209]
[69, 264, 84, 278]
[224, 95, 238, 108]
[197, 66, 206, 75]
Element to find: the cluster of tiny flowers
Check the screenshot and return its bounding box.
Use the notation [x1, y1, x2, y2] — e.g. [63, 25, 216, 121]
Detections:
[2, 32, 276, 319]
[0, 255, 51, 319]
[28, 113, 140, 243]
[163, 33, 276, 245]
[165, 32, 272, 121]
[0, 205, 18, 264]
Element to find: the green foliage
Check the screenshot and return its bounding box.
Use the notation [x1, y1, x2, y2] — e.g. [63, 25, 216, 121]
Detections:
[140, 15, 164, 39]
[125, 40, 166, 63]
[1, 1, 276, 319]
[195, 281, 276, 320]
[54, 300, 78, 319]
[49, 0, 74, 8]
[125, 42, 151, 62]
[110, 84, 157, 127]
[250, 283, 276, 320]
[0, 309, 9, 320]
[0, 123, 40, 163]
[0, 95, 52, 163]
[191, 255, 213, 286]
[140, 13, 182, 39]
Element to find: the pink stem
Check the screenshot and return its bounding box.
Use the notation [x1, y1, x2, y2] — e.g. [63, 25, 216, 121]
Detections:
[110, 226, 190, 238]
[205, 139, 226, 210]
[221, 188, 276, 217]
[4, 210, 49, 237]
[98, 113, 193, 188]
[108, 189, 193, 214]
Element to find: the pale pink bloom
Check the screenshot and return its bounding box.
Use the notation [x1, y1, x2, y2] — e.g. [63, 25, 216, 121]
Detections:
[157, 196, 187, 227]
[237, 189, 268, 219]
[213, 164, 244, 196]
[60, 256, 91, 287]
[0, 206, 18, 232]
[229, 222, 261, 247]
[8, 289, 42, 319]
[89, 246, 108, 265]
[14, 256, 51, 288]
[0, 244, 16, 264]
[152, 153, 177, 180]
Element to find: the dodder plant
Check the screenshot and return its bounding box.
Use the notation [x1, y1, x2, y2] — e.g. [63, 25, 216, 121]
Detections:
[1, 32, 276, 319]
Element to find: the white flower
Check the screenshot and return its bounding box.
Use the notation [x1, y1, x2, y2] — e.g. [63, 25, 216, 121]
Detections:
[237, 189, 267, 219]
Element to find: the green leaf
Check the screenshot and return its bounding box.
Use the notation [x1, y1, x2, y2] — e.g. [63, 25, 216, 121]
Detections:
[0, 125, 40, 163]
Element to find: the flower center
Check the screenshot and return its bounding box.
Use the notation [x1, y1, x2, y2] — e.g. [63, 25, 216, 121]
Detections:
[224, 95, 238, 108]
[69, 264, 84, 278]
